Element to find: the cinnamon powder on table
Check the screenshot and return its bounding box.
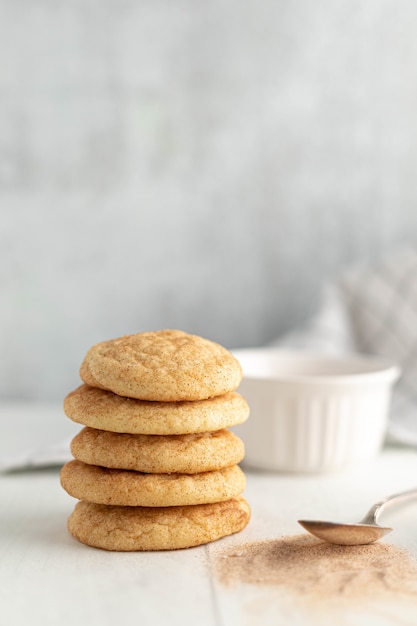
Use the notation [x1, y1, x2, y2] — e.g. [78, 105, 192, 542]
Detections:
[215, 534, 417, 603]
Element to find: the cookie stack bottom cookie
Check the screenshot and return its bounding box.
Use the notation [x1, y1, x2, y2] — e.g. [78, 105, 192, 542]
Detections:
[68, 499, 251, 552]
[62, 386, 251, 551]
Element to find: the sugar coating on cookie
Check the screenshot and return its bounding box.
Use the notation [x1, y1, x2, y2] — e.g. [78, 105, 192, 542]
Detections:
[64, 385, 249, 435]
[67, 498, 251, 551]
[71, 427, 245, 474]
[60, 460, 246, 507]
[79, 329, 242, 401]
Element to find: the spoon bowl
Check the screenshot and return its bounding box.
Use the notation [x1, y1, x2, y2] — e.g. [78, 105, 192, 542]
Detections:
[297, 520, 392, 546]
[298, 487, 417, 546]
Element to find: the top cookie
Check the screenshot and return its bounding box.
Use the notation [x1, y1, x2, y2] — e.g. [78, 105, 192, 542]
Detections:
[79, 329, 242, 401]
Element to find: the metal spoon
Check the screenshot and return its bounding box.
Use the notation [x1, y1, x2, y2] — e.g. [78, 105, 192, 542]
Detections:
[298, 487, 417, 546]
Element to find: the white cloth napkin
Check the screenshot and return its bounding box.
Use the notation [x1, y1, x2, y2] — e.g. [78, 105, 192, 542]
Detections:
[0, 404, 78, 473]
[0, 440, 73, 473]
[271, 247, 417, 446]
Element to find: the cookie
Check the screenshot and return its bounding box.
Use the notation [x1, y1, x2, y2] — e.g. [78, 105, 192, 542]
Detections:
[79, 329, 242, 401]
[60, 460, 246, 507]
[64, 385, 249, 435]
[67, 497, 251, 551]
[71, 427, 245, 474]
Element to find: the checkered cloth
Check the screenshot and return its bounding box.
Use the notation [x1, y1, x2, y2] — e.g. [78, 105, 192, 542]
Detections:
[271, 248, 417, 446]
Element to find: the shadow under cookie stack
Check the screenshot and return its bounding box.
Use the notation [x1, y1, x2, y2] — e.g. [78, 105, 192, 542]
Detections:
[60, 329, 250, 551]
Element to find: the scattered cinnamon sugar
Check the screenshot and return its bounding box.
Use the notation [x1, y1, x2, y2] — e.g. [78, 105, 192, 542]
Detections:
[215, 534, 417, 603]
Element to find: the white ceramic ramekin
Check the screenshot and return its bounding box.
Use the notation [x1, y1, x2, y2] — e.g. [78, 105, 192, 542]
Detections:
[233, 349, 400, 473]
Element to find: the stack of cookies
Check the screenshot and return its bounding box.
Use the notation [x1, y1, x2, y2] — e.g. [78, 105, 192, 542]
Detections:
[60, 329, 250, 551]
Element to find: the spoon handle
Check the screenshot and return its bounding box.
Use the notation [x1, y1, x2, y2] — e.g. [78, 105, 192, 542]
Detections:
[359, 487, 417, 525]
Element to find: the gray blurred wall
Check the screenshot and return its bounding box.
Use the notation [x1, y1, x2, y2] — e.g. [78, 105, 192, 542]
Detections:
[1, 0, 417, 400]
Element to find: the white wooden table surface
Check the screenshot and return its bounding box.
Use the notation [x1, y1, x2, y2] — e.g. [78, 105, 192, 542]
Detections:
[1, 404, 417, 626]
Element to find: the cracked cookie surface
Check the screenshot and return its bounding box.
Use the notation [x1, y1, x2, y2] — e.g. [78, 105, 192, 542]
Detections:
[67, 497, 251, 550]
[79, 329, 242, 401]
[60, 460, 246, 507]
[71, 427, 245, 474]
[64, 384, 249, 434]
